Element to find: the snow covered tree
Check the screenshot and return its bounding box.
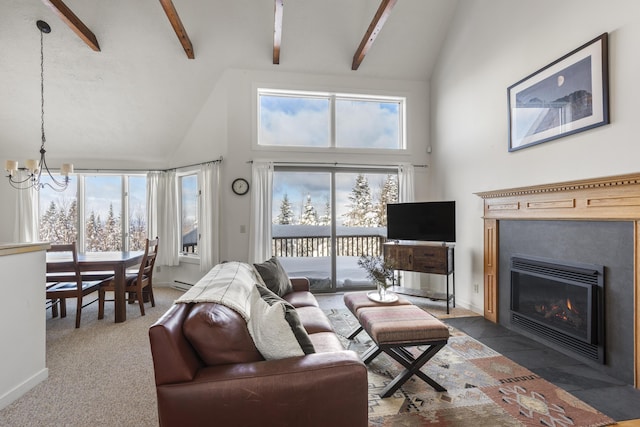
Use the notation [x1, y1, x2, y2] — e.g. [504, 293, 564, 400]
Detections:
[375, 174, 398, 226]
[318, 199, 331, 226]
[343, 174, 375, 227]
[300, 194, 318, 225]
[103, 203, 122, 251]
[276, 194, 295, 225]
[85, 212, 101, 252]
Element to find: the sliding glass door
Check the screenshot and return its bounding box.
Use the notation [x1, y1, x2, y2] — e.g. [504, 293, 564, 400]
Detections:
[272, 167, 397, 292]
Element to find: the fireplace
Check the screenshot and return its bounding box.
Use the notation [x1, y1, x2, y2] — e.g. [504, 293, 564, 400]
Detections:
[510, 255, 604, 363]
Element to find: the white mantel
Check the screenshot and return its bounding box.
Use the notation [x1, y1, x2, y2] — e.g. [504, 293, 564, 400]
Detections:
[0, 242, 50, 410]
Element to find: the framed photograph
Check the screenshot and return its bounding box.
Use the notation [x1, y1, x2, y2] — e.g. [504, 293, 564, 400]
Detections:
[508, 33, 609, 151]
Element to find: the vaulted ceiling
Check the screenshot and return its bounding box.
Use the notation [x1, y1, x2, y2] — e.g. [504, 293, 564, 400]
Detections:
[0, 0, 458, 169]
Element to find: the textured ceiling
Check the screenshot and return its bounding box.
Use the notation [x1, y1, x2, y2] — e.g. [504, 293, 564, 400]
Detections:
[0, 0, 458, 169]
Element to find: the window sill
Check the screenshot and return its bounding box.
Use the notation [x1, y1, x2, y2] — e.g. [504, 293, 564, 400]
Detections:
[179, 255, 200, 265]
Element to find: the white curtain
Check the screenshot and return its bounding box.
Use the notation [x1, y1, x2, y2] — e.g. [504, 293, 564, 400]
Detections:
[398, 163, 415, 203]
[249, 161, 273, 264]
[14, 171, 39, 243]
[198, 162, 221, 271]
[147, 171, 180, 266]
[397, 163, 418, 287]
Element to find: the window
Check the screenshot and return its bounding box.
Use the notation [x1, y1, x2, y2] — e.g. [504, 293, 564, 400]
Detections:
[39, 174, 147, 252]
[180, 174, 199, 255]
[258, 89, 405, 150]
[272, 167, 398, 292]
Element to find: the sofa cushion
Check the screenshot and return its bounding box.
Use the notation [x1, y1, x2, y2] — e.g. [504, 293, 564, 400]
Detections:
[283, 291, 319, 308]
[253, 256, 293, 297]
[183, 303, 263, 365]
[308, 331, 346, 353]
[248, 284, 315, 359]
[295, 306, 335, 334]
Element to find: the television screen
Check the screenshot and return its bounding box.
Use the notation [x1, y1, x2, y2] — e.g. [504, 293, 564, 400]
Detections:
[386, 201, 456, 243]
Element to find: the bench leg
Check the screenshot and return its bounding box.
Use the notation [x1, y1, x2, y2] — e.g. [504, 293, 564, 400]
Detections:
[361, 344, 383, 364]
[346, 325, 363, 340]
[378, 342, 447, 398]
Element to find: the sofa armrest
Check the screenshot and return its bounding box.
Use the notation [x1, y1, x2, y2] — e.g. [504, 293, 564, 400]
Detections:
[156, 350, 368, 427]
[289, 276, 310, 292]
[149, 303, 203, 386]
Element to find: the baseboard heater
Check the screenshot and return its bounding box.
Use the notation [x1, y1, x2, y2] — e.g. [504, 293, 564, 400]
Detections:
[171, 280, 193, 292]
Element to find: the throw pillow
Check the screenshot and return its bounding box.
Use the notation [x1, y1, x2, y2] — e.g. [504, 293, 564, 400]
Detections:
[247, 284, 315, 360]
[253, 256, 293, 297]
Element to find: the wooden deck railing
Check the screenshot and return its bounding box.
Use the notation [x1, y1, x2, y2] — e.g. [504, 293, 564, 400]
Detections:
[272, 234, 385, 257]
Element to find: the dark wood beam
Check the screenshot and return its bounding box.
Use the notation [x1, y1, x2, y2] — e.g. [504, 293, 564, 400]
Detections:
[273, 0, 284, 64]
[352, 0, 397, 70]
[159, 0, 195, 59]
[41, 0, 100, 51]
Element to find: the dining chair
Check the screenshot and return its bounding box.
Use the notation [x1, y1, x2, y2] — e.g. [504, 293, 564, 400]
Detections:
[98, 237, 159, 319]
[46, 242, 103, 328]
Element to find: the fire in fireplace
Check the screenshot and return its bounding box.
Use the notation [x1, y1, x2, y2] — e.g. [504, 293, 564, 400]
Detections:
[510, 255, 604, 363]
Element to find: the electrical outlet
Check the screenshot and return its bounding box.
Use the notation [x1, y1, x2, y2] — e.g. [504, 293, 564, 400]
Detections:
[473, 283, 479, 293]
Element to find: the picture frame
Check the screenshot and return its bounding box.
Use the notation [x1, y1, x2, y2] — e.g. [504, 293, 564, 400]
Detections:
[507, 33, 609, 152]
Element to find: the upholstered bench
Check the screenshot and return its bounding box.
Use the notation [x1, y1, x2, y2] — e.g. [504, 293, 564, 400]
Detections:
[343, 292, 450, 398]
[343, 291, 412, 339]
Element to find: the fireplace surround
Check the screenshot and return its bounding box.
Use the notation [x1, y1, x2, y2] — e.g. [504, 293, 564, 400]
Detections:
[477, 172, 640, 387]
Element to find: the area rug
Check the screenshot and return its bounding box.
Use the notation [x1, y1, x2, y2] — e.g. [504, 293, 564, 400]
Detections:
[325, 308, 615, 427]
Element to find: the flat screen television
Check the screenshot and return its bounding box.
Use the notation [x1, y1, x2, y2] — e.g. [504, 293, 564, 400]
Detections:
[386, 201, 456, 243]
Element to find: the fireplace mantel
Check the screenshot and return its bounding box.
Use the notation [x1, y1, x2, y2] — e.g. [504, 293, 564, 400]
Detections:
[476, 172, 640, 387]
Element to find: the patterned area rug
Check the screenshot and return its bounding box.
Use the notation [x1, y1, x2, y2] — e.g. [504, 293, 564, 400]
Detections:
[325, 308, 615, 427]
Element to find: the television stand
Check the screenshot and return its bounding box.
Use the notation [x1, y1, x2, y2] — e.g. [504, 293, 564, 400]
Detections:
[383, 242, 455, 314]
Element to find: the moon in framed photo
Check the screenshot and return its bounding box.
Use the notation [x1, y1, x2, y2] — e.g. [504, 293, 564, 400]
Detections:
[557, 75, 565, 87]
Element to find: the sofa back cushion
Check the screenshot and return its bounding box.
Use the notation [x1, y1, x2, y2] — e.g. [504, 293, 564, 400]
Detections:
[183, 303, 263, 365]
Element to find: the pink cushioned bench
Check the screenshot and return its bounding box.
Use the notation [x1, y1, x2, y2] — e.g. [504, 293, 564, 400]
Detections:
[343, 291, 450, 398]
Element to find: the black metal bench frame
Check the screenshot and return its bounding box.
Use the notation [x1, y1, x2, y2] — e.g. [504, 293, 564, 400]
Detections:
[361, 339, 447, 397]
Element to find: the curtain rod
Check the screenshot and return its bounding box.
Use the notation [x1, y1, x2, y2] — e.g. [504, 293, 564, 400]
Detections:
[73, 156, 223, 173]
[247, 160, 427, 168]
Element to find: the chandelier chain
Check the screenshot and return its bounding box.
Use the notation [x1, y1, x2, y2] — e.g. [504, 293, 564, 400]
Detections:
[40, 28, 46, 148]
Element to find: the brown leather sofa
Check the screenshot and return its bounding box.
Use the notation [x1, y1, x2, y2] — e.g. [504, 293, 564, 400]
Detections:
[149, 278, 368, 427]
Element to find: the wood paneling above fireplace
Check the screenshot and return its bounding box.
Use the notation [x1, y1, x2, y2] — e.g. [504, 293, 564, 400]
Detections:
[476, 172, 640, 388]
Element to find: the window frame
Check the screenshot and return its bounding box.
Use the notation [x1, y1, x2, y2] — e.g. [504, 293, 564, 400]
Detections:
[178, 170, 200, 260]
[255, 88, 407, 153]
[38, 172, 147, 252]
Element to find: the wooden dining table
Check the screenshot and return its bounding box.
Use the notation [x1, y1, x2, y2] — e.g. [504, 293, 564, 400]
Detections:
[46, 251, 145, 323]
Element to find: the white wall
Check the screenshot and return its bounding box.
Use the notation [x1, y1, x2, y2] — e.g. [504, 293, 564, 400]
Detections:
[430, 0, 640, 313]
[157, 68, 433, 285]
[0, 247, 48, 410]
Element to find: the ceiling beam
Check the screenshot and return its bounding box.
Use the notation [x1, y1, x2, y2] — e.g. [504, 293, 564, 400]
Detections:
[273, 0, 284, 64]
[159, 0, 195, 59]
[41, 0, 100, 51]
[351, 0, 397, 71]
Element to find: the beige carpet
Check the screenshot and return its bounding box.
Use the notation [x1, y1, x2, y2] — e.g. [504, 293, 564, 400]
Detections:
[0, 287, 184, 427]
[0, 288, 477, 426]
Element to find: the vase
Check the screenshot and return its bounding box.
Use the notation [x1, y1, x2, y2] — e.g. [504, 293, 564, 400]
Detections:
[377, 281, 391, 301]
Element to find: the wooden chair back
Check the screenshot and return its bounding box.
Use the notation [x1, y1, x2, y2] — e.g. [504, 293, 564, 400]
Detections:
[46, 243, 82, 286]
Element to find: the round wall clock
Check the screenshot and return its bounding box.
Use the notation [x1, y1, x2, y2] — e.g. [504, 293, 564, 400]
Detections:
[231, 178, 250, 195]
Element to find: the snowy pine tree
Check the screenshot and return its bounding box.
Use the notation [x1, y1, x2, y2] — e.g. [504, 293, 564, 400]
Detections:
[343, 174, 375, 227]
[300, 194, 318, 225]
[276, 194, 295, 225]
[376, 174, 398, 226]
[318, 199, 331, 226]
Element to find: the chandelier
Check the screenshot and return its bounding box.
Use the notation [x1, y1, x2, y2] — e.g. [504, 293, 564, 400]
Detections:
[5, 20, 73, 192]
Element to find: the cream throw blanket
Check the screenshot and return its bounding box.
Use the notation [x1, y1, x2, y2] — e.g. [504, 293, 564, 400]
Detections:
[175, 261, 264, 320]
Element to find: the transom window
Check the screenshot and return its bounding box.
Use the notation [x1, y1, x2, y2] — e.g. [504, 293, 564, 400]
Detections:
[258, 89, 405, 150]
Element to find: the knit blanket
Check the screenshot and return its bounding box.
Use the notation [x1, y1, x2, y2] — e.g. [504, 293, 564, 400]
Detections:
[175, 261, 263, 320]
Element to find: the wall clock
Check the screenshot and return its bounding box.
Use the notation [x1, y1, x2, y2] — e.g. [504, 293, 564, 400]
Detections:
[231, 178, 250, 195]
